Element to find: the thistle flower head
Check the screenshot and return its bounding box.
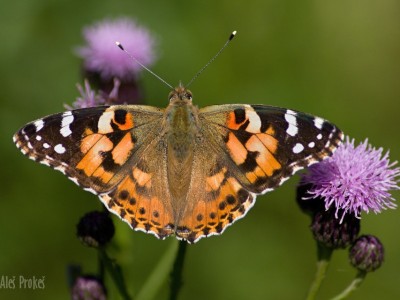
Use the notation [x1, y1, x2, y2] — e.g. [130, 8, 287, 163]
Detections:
[301, 137, 400, 221]
[76, 211, 115, 248]
[71, 276, 106, 300]
[77, 17, 156, 80]
[66, 80, 106, 109]
[67, 78, 127, 109]
[349, 235, 384, 272]
[311, 208, 360, 249]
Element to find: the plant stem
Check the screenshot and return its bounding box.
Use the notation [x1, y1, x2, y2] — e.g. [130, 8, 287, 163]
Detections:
[330, 271, 367, 300]
[305, 243, 333, 300]
[98, 251, 105, 281]
[135, 240, 179, 300]
[169, 241, 188, 300]
[98, 248, 132, 300]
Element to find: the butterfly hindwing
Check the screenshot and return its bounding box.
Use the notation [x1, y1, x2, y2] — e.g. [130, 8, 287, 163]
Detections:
[174, 140, 256, 243]
[99, 137, 176, 240]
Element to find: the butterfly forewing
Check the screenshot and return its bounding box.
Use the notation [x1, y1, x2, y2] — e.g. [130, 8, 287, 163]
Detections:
[13, 105, 164, 193]
[199, 104, 342, 193]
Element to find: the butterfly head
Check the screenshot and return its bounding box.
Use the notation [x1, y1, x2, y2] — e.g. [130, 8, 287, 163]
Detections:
[168, 86, 193, 104]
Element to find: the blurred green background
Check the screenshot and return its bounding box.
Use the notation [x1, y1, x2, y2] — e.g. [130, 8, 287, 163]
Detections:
[1, 0, 399, 299]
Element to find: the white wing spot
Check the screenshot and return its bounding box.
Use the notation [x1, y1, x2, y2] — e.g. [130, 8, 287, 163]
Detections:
[314, 117, 324, 129]
[54, 165, 66, 174]
[317, 133, 323, 140]
[69, 177, 80, 186]
[60, 111, 74, 137]
[34, 119, 44, 132]
[285, 110, 298, 137]
[41, 160, 51, 167]
[43, 143, 51, 149]
[245, 109, 262, 133]
[98, 110, 115, 134]
[293, 143, 304, 154]
[308, 142, 315, 148]
[36, 135, 42, 141]
[84, 187, 98, 195]
[54, 144, 66, 154]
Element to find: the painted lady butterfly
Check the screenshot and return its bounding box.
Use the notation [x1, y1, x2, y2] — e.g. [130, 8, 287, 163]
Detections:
[14, 85, 342, 243]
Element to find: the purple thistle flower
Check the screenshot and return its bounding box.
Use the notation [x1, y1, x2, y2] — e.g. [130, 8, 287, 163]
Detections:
[301, 137, 400, 221]
[66, 80, 106, 109]
[67, 79, 126, 109]
[77, 17, 156, 80]
[71, 276, 107, 300]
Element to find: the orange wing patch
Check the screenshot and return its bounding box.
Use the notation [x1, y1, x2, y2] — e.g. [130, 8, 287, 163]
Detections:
[80, 133, 103, 154]
[227, 111, 244, 130]
[226, 106, 262, 133]
[92, 166, 114, 183]
[76, 109, 136, 184]
[112, 133, 134, 165]
[245, 134, 281, 177]
[175, 176, 254, 243]
[225, 109, 282, 184]
[76, 136, 113, 176]
[226, 132, 248, 165]
[114, 111, 134, 131]
[132, 167, 152, 189]
[257, 131, 277, 153]
[206, 167, 227, 192]
[225, 135, 282, 184]
[100, 170, 174, 240]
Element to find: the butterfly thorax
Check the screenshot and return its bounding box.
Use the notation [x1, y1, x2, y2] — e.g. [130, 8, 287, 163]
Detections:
[165, 90, 199, 158]
[164, 87, 200, 205]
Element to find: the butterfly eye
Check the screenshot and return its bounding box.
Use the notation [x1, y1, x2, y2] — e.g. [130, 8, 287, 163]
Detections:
[185, 93, 192, 100]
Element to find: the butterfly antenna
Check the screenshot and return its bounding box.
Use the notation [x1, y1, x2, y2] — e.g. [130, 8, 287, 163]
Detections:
[186, 30, 237, 88]
[116, 41, 174, 89]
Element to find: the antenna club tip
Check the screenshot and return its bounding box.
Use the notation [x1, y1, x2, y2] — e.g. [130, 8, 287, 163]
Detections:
[229, 31, 237, 40]
[115, 41, 124, 50]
